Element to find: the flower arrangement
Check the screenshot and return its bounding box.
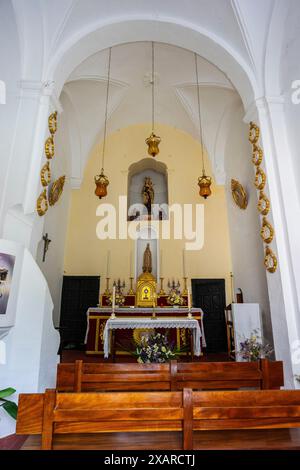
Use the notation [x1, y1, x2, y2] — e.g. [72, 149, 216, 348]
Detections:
[106, 292, 125, 307]
[135, 332, 177, 363]
[167, 290, 185, 306]
[238, 329, 273, 362]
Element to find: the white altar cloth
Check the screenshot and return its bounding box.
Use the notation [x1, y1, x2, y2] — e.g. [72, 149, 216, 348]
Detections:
[85, 307, 206, 348]
[103, 316, 202, 358]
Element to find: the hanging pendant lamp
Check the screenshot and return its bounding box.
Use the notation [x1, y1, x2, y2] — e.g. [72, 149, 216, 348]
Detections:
[94, 48, 111, 199]
[194, 53, 212, 199]
[146, 42, 161, 157]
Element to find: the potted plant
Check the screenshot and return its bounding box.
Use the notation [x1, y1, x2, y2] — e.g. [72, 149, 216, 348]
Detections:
[0, 388, 18, 420]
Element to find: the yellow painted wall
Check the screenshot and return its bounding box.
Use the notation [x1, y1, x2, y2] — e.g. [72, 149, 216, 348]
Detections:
[64, 123, 233, 303]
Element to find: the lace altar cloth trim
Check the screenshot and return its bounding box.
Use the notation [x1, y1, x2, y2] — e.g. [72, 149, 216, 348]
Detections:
[88, 307, 201, 314]
[103, 317, 201, 358]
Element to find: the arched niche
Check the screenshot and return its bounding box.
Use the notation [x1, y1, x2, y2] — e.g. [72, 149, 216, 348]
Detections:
[136, 225, 159, 281]
[127, 158, 169, 221]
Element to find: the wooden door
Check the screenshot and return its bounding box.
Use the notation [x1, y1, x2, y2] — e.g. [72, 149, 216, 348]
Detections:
[192, 279, 227, 353]
[59, 276, 100, 348]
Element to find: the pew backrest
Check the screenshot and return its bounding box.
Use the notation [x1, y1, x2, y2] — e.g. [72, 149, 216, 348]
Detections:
[16, 388, 192, 450]
[173, 359, 283, 390]
[57, 361, 171, 392]
[56, 359, 284, 392]
[192, 390, 300, 430]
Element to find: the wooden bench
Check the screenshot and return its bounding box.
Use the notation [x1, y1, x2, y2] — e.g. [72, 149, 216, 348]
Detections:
[16, 388, 300, 450]
[57, 361, 171, 392]
[16, 389, 192, 450]
[191, 389, 300, 445]
[172, 359, 283, 390]
[56, 359, 284, 392]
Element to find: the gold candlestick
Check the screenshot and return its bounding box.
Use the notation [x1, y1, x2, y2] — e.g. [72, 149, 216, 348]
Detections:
[159, 277, 165, 295]
[105, 277, 111, 295]
[182, 277, 188, 295]
[128, 277, 135, 295]
[151, 300, 157, 320]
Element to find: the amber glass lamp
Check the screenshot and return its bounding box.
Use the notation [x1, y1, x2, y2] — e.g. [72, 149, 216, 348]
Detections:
[146, 42, 161, 157]
[198, 171, 212, 199]
[146, 132, 161, 157]
[95, 169, 109, 199]
[94, 48, 111, 199]
[194, 53, 212, 199]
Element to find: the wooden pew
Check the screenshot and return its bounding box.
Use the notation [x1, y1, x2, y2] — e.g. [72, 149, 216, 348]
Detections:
[191, 389, 300, 449]
[57, 361, 171, 392]
[56, 359, 283, 392]
[16, 388, 192, 450]
[16, 388, 300, 450]
[172, 358, 283, 390]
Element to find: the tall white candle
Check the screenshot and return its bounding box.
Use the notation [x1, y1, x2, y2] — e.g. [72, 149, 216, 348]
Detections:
[106, 250, 111, 278]
[188, 288, 191, 310]
[112, 285, 116, 310]
[130, 250, 134, 277]
[160, 250, 163, 277]
[182, 249, 186, 278]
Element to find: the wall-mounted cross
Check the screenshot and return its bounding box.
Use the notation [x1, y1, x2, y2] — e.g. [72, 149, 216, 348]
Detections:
[42, 233, 51, 262]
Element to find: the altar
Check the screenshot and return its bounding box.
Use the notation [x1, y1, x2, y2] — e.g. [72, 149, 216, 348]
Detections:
[85, 307, 205, 356]
[85, 243, 206, 357]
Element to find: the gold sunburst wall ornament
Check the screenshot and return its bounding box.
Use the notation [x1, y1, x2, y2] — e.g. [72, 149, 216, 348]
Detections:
[257, 191, 270, 216]
[231, 179, 248, 209]
[48, 111, 57, 135]
[264, 246, 278, 273]
[48, 175, 66, 206]
[260, 217, 274, 244]
[40, 161, 51, 187]
[36, 189, 48, 216]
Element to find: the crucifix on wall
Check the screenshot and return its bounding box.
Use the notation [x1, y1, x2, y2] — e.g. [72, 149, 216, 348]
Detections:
[42, 233, 51, 262]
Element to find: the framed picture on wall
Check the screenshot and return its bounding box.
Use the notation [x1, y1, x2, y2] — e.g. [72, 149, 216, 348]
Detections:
[0, 253, 16, 315]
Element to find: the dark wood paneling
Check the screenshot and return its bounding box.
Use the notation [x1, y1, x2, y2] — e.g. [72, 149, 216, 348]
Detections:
[192, 279, 227, 353]
[59, 276, 100, 348]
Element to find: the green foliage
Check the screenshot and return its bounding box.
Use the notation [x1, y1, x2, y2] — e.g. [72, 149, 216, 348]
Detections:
[0, 388, 18, 420]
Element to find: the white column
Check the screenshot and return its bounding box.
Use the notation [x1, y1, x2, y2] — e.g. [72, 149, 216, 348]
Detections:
[253, 96, 300, 387]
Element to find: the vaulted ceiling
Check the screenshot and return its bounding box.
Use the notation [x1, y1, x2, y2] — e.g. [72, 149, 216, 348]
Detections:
[62, 42, 240, 187]
[6, 0, 294, 187]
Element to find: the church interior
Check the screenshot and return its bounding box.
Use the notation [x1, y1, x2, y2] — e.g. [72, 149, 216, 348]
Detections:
[1, 0, 300, 452]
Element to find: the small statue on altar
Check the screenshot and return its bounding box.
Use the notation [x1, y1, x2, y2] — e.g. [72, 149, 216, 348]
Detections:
[142, 177, 154, 216]
[142, 243, 152, 273]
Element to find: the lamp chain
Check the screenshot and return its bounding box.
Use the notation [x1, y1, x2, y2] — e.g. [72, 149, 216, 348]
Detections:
[101, 47, 112, 171]
[194, 53, 205, 174]
[152, 41, 155, 133]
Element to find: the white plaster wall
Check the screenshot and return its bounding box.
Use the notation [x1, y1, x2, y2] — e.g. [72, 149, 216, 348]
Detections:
[36, 110, 72, 328]
[0, 246, 60, 437]
[224, 105, 273, 346]
[0, 1, 21, 233]
[281, 0, 300, 202]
